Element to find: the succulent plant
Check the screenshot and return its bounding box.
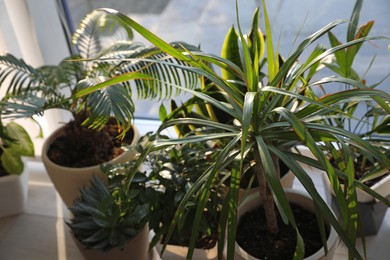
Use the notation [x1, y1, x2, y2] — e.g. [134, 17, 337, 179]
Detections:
[67, 174, 149, 251]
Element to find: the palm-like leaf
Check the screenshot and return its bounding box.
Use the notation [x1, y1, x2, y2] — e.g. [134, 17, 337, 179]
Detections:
[0, 9, 200, 132]
[72, 9, 134, 59]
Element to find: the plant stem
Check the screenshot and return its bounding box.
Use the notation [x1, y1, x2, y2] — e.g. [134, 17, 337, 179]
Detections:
[254, 150, 279, 235]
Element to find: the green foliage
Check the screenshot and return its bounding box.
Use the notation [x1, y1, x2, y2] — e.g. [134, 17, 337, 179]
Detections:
[96, 1, 390, 259]
[0, 9, 200, 136]
[0, 121, 34, 175]
[315, 0, 390, 190]
[136, 134, 224, 253]
[68, 174, 149, 251]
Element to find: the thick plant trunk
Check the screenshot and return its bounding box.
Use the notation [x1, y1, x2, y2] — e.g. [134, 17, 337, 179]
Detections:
[254, 151, 279, 235]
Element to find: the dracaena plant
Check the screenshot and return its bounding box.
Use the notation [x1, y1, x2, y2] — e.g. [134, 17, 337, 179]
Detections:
[315, 3, 390, 187]
[73, 1, 390, 259]
[0, 9, 199, 136]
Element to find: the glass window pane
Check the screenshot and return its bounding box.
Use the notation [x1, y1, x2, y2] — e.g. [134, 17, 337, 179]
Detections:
[64, 0, 390, 119]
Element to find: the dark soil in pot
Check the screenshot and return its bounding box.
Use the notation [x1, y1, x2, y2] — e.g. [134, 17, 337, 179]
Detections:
[47, 117, 134, 168]
[236, 203, 329, 259]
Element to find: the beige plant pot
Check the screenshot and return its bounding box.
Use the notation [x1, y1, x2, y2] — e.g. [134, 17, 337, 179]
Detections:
[73, 225, 155, 260]
[156, 241, 218, 260]
[42, 124, 140, 208]
[232, 189, 339, 260]
[0, 160, 30, 217]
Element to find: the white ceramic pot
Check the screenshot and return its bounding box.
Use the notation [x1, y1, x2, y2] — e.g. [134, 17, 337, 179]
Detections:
[42, 124, 140, 208]
[156, 241, 218, 260]
[0, 161, 30, 217]
[322, 171, 390, 203]
[73, 225, 155, 260]
[233, 189, 339, 260]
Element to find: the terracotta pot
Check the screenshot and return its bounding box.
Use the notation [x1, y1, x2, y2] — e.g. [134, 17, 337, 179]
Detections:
[42, 124, 140, 208]
[0, 159, 30, 217]
[156, 241, 218, 260]
[73, 225, 155, 260]
[322, 172, 390, 236]
[232, 189, 339, 260]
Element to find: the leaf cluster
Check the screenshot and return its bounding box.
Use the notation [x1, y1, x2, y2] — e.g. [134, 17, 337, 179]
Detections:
[60, 1, 390, 259]
[314, 3, 390, 186]
[137, 133, 225, 252]
[93, 1, 390, 259]
[0, 9, 200, 136]
[68, 174, 149, 251]
[0, 121, 34, 175]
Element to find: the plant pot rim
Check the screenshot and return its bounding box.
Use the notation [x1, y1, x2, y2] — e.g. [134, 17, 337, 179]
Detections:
[0, 174, 20, 183]
[234, 188, 339, 260]
[156, 240, 218, 259]
[322, 171, 390, 203]
[41, 123, 139, 171]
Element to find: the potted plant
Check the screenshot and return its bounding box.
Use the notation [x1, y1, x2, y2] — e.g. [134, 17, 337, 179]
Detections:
[136, 133, 224, 259]
[313, 9, 390, 236]
[88, 0, 390, 259]
[320, 104, 390, 236]
[0, 121, 34, 217]
[67, 171, 152, 260]
[0, 9, 200, 207]
[160, 94, 296, 201]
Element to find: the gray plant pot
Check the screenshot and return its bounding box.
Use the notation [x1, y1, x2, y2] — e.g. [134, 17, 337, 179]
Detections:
[322, 172, 390, 236]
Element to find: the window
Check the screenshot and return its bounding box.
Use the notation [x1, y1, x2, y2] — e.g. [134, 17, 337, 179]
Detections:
[1, 0, 389, 121]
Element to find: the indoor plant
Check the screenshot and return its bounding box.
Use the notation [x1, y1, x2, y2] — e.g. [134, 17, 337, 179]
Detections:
[0, 121, 34, 217]
[67, 171, 151, 260]
[88, 132, 225, 260]
[137, 133, 224, 259]
[0, 9, 199, 207]
[320, 103, 390, 236]
[314, 9, 390, 236]
[86, 0, 390, 259]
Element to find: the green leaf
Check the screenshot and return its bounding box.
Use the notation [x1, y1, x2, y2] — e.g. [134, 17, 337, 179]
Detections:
[74, 72, 152, 98]
[347, 0, 363, 42]
[82, 229, 110, 243]
[220, 26, 242, 81]
[262, 0, 277, 81]
[327, 31, 347, 76]
[5, 122, 34, 157]
[159, 103, 168, 121]
[1, 149, 24, 175]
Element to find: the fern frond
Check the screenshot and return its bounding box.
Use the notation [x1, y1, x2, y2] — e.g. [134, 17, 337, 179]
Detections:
[77, 78, 134, 132]
[111, 42, 201, 100]
[1, 94, 69, 119]
[73, 10, 134, 59]
[0, 53, 40, 95]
